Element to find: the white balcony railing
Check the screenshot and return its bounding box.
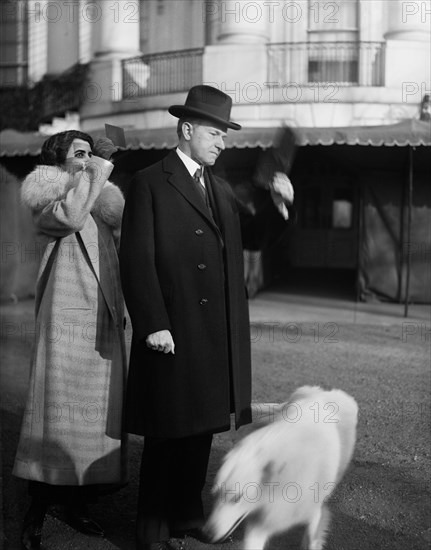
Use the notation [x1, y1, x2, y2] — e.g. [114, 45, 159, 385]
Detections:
[121, 41, 385, 99]
[122, 48, 204, 99]
[268, 41, 385, 87]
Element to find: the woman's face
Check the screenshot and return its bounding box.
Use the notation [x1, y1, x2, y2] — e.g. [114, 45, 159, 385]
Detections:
[64, 139, 93, 173]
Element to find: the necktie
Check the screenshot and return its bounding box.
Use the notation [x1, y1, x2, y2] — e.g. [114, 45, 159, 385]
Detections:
[193, 167, 207, 203]
[194, 167, 202, 181]
[193, 167, 217, 222]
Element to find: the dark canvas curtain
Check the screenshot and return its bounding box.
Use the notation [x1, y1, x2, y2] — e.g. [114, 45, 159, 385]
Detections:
[359, 170, 431, 303]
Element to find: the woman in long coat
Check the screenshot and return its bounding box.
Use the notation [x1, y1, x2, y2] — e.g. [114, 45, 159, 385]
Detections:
[13, 131, 127, 549]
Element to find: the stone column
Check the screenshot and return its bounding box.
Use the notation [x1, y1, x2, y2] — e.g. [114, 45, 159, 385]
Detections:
[47, 0, 79, 74]
[93, 0, 141, 59]
[384, 0, 431, 92]
[27, 1, 47, 83]
[83, 0, 141, 116]
[203, 0, 271, 120]
[384, 0, 430, 40]
[215, 0, 270, 43]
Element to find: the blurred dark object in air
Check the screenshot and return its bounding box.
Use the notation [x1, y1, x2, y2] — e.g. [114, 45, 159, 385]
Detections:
[253, 126, 298, 189]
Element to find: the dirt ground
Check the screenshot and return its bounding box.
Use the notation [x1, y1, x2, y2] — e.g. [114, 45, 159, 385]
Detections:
[1, 288, 430, 550]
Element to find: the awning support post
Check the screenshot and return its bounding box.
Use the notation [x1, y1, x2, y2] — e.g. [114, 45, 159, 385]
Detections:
[404, 146, 414, 318]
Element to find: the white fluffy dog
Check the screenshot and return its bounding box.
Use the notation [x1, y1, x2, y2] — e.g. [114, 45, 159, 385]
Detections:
[205, 386, 358, 550]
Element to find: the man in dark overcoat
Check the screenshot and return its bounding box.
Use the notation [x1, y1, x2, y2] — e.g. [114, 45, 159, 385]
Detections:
[119, 85, 294, 550]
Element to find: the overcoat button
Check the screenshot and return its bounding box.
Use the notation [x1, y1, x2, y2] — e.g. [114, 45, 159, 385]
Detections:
[195, 229, 204, 235]
[199, 298, 208, 305]
[197, 264, 206, 270]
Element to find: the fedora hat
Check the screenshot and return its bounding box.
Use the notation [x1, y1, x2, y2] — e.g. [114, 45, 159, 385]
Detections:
[169, 85, 241, 130]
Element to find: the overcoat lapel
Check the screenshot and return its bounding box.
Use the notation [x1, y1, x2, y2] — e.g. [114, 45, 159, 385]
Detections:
[163, 151, 223, 242]
[205, 169, 232, 239]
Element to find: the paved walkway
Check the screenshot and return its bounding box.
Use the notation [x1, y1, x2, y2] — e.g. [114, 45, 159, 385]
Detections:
[2, 288, 429, 550]
[249, 287, 430, 326]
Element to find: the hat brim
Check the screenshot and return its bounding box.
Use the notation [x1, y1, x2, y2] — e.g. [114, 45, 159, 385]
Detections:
[169, 105, 242, 131]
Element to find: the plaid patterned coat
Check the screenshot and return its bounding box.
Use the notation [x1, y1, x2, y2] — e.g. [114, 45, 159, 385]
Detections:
[13, 161, 127, 486]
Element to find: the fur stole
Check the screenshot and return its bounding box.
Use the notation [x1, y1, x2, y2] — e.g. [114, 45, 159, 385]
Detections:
[21, 165, 124, 229]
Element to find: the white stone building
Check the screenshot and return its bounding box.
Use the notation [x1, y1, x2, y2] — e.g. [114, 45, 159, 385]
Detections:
[1, 0, 430, 301]
[1, 0, 430, 129]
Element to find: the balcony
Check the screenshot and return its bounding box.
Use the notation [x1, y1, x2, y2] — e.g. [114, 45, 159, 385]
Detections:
[37, 64, 90, 122]
[268, 41, 385, 87]
[122, 48, 204, 99]
[121, 42, 385, 100]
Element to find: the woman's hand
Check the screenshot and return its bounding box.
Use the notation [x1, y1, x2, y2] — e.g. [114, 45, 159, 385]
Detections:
[93, 138, 118, 161]
[84, 155, 114, 184]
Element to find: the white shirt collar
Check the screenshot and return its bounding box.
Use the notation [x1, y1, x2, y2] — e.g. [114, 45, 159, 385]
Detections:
[176, 147, 204, 180]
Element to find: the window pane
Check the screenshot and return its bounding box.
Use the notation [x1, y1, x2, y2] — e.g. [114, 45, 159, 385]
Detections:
[308, 59, 358, 84]
[0, 0, 28, 86]
[332, 188, 354, 229]
[332, 200, 353, 228]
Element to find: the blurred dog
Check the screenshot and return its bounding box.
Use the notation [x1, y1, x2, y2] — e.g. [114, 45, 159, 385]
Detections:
[204, 386, 358, 550]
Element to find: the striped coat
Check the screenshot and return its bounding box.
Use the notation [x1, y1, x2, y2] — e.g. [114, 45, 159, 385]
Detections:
[13, 161, 127, 486]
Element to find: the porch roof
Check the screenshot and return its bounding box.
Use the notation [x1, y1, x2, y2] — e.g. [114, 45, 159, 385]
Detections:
[1, 119, 430, 157]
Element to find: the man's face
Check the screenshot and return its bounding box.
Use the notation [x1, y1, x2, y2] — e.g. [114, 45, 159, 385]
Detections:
[187, 121, 227, 166]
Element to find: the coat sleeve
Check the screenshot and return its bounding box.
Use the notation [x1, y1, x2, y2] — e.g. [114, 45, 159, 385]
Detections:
[33, 159, 114, 237]
[119, 174, 171, 343]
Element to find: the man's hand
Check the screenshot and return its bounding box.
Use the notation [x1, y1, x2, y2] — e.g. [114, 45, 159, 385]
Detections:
[269, 172, 294, 220]
[146, 330, 175, 354]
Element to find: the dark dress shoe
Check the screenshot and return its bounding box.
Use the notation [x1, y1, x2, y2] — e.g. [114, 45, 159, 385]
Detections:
[64, 505, 105, 537]
[139, 540, 183, 550]
[21, 500, 47, 550]
[171, 527, 231, 544]
[21, 525, 43, 550]
[171, 527, 209, 542]
[177, 528, 234, 545]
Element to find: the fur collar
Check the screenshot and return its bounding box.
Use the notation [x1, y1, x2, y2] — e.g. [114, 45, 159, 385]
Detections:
[21, 164, 124, 228]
